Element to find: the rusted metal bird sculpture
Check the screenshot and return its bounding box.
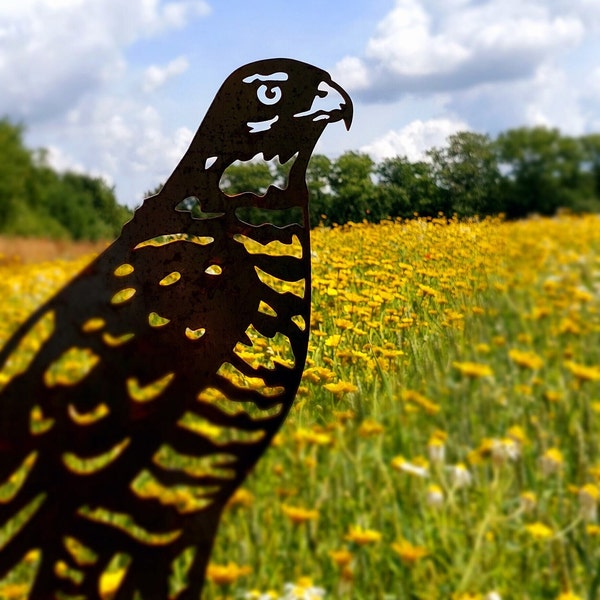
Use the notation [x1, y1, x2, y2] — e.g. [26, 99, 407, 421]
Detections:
[0, 58, 352, 599]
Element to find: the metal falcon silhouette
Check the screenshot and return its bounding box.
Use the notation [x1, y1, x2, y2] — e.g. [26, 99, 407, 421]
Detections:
[0, 59, 352, 599]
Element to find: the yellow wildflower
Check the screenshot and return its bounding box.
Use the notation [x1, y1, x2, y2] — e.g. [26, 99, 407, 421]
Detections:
[507, 425, 527, 446]
[345, 525, 382, 545]
[565, 361, 600, 382]
[245, 591, 278, 599]
[391, 539, 428, 564]
[329, 548, 353, 567]
[509, 348, 544, 370]
[544, 390, 562, 403]
[520, 491, 537, 512]
[293, 427, 332, 446]
[586, 524, 600, 536]
[358, 418, 384, 437]
[282, 504, 319, 524]
[206, 561, 251, 585]
[227, 487, 254, 509]
[453, 361, 494, 378]
[323, 381, 358, 396]
[525, 522, 553, 540]
[540, 447, 564, 475]
[333, 409, 355, 423]
[401, 390, 441, 415]
[556, 592, 584, 600]
[325, 334, 341, 347]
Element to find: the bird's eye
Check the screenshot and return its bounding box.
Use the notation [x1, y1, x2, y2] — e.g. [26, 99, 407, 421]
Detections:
[257, 84, 282, 106]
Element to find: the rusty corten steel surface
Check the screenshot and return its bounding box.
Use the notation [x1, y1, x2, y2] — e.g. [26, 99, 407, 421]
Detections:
[0, 59, 352, 599]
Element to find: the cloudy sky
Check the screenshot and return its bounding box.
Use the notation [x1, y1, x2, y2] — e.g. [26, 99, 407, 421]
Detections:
[2, 0, 599, 207]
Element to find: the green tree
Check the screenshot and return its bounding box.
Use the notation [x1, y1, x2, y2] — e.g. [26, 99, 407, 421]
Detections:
[0, 119, 33, 228]
[0, 120, 69, 237]
[305, 154, 333, 227]
[220, 160, 304, 226]
[428, 132, 501, 217]
[0, 118, 131, 239]
[377, 156, 443, 218]
[326, 152, 381, 224]
[53, 173, 130, 240]
[495, 127, 586, 217]
[579, 134, 600, 211]
[220, 161, 273, 196]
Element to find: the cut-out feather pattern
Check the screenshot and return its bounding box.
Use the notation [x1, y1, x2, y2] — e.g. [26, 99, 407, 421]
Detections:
[0, 58, 351, 599]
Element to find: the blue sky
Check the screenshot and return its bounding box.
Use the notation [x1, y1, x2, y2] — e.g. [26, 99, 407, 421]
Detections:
[1, 0, 599, 207]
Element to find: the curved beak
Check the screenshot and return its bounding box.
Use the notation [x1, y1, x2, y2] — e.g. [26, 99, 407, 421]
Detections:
[294, 79, 353, 130]
[330, 79, 354, 131]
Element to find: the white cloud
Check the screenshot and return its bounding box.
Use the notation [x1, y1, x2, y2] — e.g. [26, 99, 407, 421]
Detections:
[331, 56, 369, 91]
[584, 67, 600, 103]
[142, 56, 190, 92]
[524, 65, 585, 133]
[361, 117, 469, 162]
[364, 0, 468, 77]
[43, 145, 87, 175]
[0, 0, 210, 121]
[0, 0, 211, 206]
[26, 84, 197, 206]
[64, 95, 194, 202]
[336, 0, 585, 101]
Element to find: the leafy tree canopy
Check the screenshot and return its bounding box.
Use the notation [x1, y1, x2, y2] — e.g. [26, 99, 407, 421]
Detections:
[0, 118, 131, 240]
[3, 117, 600, 239]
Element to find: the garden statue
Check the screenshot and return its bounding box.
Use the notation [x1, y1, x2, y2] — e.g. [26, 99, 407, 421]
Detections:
[0, 58, 352, 598]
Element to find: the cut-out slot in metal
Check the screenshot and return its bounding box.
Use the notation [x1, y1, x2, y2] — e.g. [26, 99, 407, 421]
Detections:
[43, 347, 100, 388]
[185, 327, 206, 341]
[175, 197, 225, 220]
[111, 288, 136, 305]
[254, 266, 306, 298]
[134, 233, 215, 249]
[67, 402, 109, 426]
[114, 264, 134, 277]
[216, 362, 285, 398]
[62, 438, 130, 475]
[148, 312, 171, 328]
[196, 387, 283, 420]
[30, 405, 55, 435]
[235, 206, 303, 227]
[234, 233, 303, 258]
[178, 412, 265, 445]
[204, 265, 222, 276]
[159, 272, 181, 286]
[102, 332, 134, 347]
[126, 373, 175, 403]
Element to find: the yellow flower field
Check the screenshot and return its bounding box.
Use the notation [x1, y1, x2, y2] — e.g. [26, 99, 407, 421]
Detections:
[1, 214, 600, 599]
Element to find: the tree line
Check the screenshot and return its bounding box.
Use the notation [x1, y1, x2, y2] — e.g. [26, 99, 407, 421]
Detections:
[2, 116, 600, 240]
[0, 119, 131, 240]
[221, 127, 600, 227]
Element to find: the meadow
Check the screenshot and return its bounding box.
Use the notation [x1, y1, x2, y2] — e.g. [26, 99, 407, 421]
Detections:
[1, 214, 600, 599]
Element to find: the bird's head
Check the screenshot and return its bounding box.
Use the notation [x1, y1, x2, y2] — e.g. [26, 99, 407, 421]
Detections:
[195, 58, 353, 172]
